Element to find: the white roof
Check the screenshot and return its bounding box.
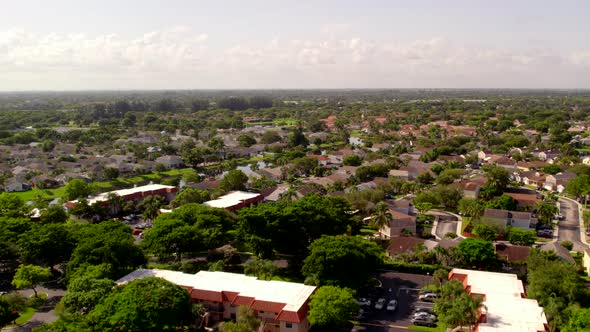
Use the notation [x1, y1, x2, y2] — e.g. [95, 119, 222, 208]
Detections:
[451, 268, 547, 332]
[70, 184, 175, 205]
[117, 269, 316, 312]
[202, 191, 262, 209]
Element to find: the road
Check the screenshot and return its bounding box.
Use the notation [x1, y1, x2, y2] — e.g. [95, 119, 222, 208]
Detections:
[558, 198, 588, 252]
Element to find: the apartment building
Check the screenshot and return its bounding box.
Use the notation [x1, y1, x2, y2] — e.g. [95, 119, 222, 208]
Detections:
[117, 269, 316, 332]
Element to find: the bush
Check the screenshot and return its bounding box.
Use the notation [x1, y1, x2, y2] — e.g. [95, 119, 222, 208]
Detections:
[561, 240, 574, 251]
[445, 232, 458, 239]
[420, 230, 433, 239]
[28, 296, 45, 309]
[382, 260, 451, 275]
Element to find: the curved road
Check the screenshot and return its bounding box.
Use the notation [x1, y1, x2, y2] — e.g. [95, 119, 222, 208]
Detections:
[558, 197, 588, 252]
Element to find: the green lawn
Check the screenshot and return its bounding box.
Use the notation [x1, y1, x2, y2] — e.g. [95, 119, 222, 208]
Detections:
[408, 323, 447, 331]
[14, 307, 36, 325]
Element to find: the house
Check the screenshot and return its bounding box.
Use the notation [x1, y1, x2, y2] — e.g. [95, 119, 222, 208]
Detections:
[203, 191, 264, 212]
[379, 210, 417, 237]
[117, 269, 316, 332]
[495, 243, 531, 263]
[385, 236, 434, 256]
[517, 161, 549, 172]
[155, 155, 184, 169]
[257, 167, 286, 182]
[520, 171, 546, 188]
[454, 180, 482, 199]
[482, 209, 533, 230]
[4, 178, 31, 192]
[539, 243, 575, 264]
[544, 172, 575, 193]
[504, 192, 541, 209]
[448, 269, 548, 332]
[495, 156, 517, 171]
[188, 178, 220, 191]
[386, 198, 413, 215]
[534, 150, 560, 163]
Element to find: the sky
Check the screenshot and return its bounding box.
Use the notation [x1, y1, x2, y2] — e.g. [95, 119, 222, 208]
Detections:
[2, 0, 590, 90]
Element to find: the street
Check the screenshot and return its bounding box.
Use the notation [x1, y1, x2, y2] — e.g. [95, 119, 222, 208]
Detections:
[558, 198, 588, 252]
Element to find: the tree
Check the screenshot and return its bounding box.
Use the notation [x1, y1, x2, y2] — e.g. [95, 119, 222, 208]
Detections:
[137, 195, 165, 221]
[433, 268, 449, 286]
[566, 174, 590, 199]
[0, 195, 29, 220]
[507, 228, 536, 246]
[543, 164, 562, 175]
[416, 172, 434, 184]
[432, 185, 463, 209]
[302, 236, 382, 289]
[535, 202, 559, 225]
[486, 194, 517, 211]
[103, 167, 120, 180]
[308, 286, 359, 331]
[434, 279, 483, 330]
[171, 188, 210, 208]
[473, 223, 497, 241]
[62, 274, 115, 314]
[243, 257, 278, 280]
[219, 170, 249, 192]
[64, 179, 91, 201]
[260, 130, 281, 144]
[458, 198, 484, 219]
[455, 238, 497, 269]
[413, 191, 439, 207]
[370, 202, 392, 230]
[484, 166, 510, 191]
[12, 264, 52, 297]
[219, 306, 260, 332]
[562, 307, 590, 332]
[288, 125, 308, 148]
[68, 220, 147, 280]
[415, 202, 434, 215]
[343, 155, 362, 166]
[238, 195, 352, 259]
[237, 134, 257, 147]
[0, 296, 13, 328]
[88, 277, 191, 331]
[18, 223, 76, 269]
[40, 205, 68, 224]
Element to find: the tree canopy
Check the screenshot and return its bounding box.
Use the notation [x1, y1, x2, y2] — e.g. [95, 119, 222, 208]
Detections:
[308, 286, 359, 331]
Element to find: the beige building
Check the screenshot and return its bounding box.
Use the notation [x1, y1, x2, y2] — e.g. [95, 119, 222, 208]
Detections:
[117, 269, 316, 332]
[379, 210, 417, 237]
[449, 268, 548, 331]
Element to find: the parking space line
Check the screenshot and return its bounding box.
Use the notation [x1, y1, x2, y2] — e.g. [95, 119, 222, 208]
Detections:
[361, 322, 409, 329]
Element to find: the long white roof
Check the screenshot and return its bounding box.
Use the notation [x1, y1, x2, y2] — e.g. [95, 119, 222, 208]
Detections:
[451, 268, 547, 332]
[117, 269, 316, 312]
[70, 184, 175, 205]
[202, 191, 262, 209]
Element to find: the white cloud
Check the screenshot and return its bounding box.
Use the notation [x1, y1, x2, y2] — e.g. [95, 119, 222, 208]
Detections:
[0, 27, 589, 89]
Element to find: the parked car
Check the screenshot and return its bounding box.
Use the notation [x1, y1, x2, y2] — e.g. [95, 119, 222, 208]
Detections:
[537, 230, 553, 238]
[418, 293, 438, 302]
[413, 312, 436, 320]
[412, 316, 436, 327]
[386, 299, 398, 311]
[355, 298, 371, 307]
[557, 214, 565, 221]
[419, 289, 435, 295]
[414, 307, 435, 314]
[374, 298, 386, 310]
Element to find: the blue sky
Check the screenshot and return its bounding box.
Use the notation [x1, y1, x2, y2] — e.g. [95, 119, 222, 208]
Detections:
[2, 0, 590, 90]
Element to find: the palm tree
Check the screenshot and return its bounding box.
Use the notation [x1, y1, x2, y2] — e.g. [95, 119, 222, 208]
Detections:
[371, 202, 393, 232]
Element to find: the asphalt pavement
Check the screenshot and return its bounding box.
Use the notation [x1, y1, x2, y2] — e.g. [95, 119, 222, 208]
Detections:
[558, 197, 588, 252]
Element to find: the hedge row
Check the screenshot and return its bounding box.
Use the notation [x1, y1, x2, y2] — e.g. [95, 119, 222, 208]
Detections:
[381, 260, 451, 275]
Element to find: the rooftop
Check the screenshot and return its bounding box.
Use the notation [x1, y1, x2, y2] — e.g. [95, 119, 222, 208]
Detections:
[450, 268, 547, 332]
[202, 191, 263, 209]
[69, 184, 176, 205]
[117, 269, 316, 314]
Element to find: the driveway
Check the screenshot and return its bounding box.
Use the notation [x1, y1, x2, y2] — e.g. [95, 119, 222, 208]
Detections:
[558, 197, 588, 252]
[430, 210, 459, 239]
[1, 286, 65, 332]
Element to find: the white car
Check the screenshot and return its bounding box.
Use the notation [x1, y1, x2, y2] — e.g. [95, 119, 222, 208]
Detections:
[374, 298, 386, 310]
[355, 298, 371, 307]
[418, 293, 438, 302]
[386, 299, 398, 311]
[413, 312, 436, 320]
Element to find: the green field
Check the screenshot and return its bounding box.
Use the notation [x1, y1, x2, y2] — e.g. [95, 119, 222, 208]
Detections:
[14, 307, 36, 325]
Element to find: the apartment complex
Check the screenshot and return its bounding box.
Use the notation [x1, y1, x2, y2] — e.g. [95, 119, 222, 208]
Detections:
[449, 268, 548, 332]
[202, 191, 264, 212]
[117, 269, 316, 332]
[64, 183, 178, 209]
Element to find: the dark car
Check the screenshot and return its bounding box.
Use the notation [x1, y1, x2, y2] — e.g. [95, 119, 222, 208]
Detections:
[412, 317, 436, 327]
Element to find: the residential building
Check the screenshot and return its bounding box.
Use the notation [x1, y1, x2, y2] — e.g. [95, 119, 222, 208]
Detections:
[378, 210, 417, 237]
[584, 249, 590, 276]
[117, 269, 316, 332]
[505, 192, 541, 209]
[544, 172, 575, 193]
[155, 155, 184, 169]
[482, 208, 533, 230]
[65, 184, 178, 209]
[203, 191, 264, 212]
[539, 243, 575, 264]
[448, 268, 548, 332]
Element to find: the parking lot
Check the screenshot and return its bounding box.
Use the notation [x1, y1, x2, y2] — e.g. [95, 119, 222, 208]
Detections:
[351, 271, 435, 331]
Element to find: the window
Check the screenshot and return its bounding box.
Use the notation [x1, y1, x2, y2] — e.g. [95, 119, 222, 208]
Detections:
[286, 323, 292, 328]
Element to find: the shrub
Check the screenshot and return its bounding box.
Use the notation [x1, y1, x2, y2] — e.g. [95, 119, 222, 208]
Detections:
[382, 260, 451, 275]
[561, 240, 574, 251]
[445, 232, 458, 239]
